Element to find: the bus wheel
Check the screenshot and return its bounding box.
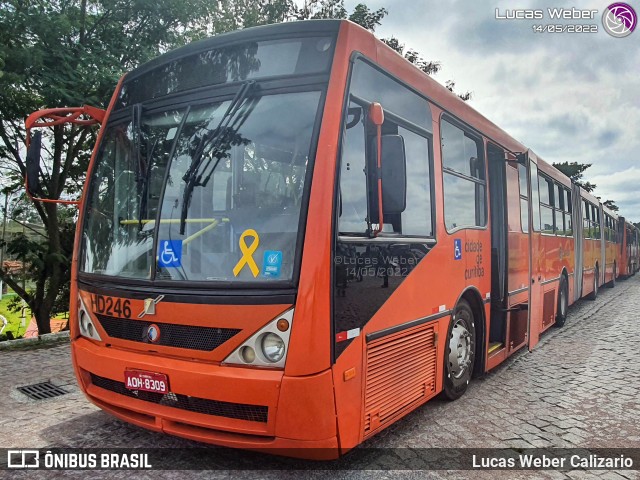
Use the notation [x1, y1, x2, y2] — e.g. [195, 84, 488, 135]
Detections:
[555, 275, 568, 328]
[587, 267, 598, 301]
[443, 299, 475, 400]
[606, 264, 616, 288]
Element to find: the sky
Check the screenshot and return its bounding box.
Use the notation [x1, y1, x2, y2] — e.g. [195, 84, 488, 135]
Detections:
[341, 0, 640, 222]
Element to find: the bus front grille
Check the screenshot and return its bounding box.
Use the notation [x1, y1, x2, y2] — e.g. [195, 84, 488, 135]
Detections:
[95, 314, 241, 351]
[90, 373, 268, 423]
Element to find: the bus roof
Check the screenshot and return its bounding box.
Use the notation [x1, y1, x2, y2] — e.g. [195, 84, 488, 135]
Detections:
[125, 20, 342, 83]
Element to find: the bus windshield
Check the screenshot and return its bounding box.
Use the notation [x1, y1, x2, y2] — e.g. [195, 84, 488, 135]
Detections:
[80, 89, 322, 283]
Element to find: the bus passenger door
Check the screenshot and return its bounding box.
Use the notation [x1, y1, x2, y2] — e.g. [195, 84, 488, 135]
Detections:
[487, 145, 533, 365]
[527, 152, 543, 350]
[487, 144, 508, 358]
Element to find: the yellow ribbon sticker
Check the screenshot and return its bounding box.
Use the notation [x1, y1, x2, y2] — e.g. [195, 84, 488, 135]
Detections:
[233, 229, 260, 277]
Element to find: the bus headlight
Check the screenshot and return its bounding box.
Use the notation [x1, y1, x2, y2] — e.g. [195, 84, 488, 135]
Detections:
[222, 308, 294, 369]
[261, 333, 285, 363]
[240, 346, 256, 363]
[78, 296, 102, 341]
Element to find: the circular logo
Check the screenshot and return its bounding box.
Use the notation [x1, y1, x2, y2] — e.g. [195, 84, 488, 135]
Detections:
[146, 324, 161, 343]
[602, 3, 637, 37]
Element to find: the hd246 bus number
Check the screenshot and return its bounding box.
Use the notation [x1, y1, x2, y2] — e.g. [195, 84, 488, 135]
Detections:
[91, 294, 132, 319]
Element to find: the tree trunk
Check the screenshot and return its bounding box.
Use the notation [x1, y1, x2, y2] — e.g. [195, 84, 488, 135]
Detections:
[34, 304, 52, 334]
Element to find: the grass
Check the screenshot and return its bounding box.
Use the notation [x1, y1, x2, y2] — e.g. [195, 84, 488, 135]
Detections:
[0, 290, 70, 340]
[0, 293, 29, 340]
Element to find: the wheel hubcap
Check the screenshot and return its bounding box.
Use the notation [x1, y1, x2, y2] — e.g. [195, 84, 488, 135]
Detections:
[448, 319, 472, 379]
[560, 287, 567, 316]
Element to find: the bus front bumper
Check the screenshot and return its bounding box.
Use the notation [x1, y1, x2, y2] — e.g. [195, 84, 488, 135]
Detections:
[71, 338, 339, 458]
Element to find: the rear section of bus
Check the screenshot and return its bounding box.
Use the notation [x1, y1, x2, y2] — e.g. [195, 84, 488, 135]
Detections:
[69, 20, 348, 457]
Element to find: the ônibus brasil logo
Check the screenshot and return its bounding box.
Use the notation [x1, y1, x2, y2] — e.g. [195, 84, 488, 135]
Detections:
[602, 3, 637, 37]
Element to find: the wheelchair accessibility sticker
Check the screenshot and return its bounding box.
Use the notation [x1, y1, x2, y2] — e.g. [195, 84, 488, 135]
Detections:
[158, 240, 182, 267]
[454, 239, 462, 260]
[262, 250, 283, 277]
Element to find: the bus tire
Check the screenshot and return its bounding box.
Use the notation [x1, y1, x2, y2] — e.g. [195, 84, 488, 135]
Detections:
[606, 264, 616, 288]
[555, 275, 568, 328]
[442, 299, 475, 401]
[587, 267, 598, 301]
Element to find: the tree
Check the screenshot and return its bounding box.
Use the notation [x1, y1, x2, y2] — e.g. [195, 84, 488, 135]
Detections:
[552, 161, 596, 193]
[0, 0, 228, 333]
[292, 0, 472, 99]
[553, 161, 621, 213]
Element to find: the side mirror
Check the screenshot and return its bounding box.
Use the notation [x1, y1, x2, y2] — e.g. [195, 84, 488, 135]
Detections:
[370, 134, 407, 215]
[23, 105, 104, 205]
[25, 131, 43, 197]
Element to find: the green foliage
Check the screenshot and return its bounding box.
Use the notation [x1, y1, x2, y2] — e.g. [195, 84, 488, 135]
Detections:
[382, 36, 442, 76]
[0, 0, 229, 333]
[348, 3, 386, 30]
[292, 1, 471, 99]
[603, 200, 619, 212]
[553, 161, 596, 192]
[445, 80, 472, 102]
[553, 162, 620, 212]
[0, 294, 28, 341]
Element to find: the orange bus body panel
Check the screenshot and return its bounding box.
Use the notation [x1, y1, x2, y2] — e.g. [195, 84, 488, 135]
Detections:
[284, 24, 356, 378]
[275, 370, 336, 441]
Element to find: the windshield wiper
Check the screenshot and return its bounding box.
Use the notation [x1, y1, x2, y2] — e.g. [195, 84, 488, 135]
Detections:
[138, 138, 158, 230]
[131, 103, 151, 231]
[179, 80, 259, 235]
[136, 105, 191, 231]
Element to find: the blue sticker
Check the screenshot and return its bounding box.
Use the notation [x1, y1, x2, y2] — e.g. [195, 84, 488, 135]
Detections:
[454, 239, 462, 260]
[262, 250, 283, 277]
[158, 240, 182, 267]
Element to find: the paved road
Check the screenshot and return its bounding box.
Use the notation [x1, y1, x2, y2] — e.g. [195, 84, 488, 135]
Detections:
[2, 275, 640, 479]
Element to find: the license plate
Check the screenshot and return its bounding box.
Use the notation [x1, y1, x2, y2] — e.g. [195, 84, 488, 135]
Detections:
[124, 370, 169, 394]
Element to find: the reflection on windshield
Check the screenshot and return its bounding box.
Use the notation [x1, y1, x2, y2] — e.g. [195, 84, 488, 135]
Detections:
[81, 91, 321, 283]
[117, 37, 333, 108]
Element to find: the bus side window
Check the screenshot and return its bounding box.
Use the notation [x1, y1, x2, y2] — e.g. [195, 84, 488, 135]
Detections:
[396, 125, 432, 236]
[583, 200, 590, 238]
[564, 188, 572, 237]
[538, 175, 554, 234]
[338, 102, 368, 234]
[529, 161, 541, 232]
[338, 58, 434, 238]
[518, 164, 529, 233]
[440, 119, 486, 231]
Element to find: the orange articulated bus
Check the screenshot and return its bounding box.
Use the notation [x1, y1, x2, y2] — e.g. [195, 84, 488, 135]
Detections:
[619, 220, 639, 277]
[24, 20, 626, 459]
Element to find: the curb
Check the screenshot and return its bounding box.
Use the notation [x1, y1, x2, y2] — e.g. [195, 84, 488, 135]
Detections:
[0, 330, 70, 350]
